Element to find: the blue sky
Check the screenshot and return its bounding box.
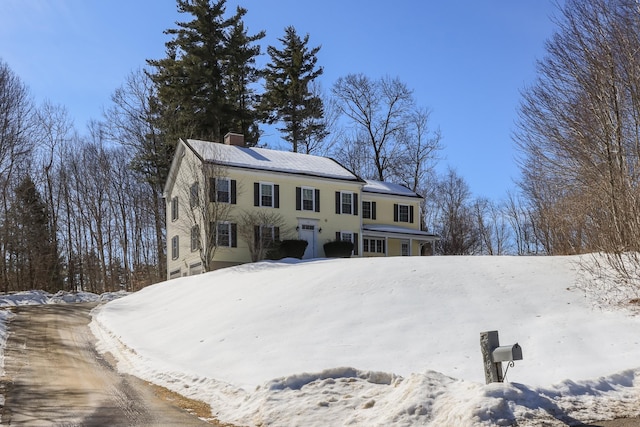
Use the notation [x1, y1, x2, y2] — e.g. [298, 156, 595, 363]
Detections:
[1, 1, 559, 200]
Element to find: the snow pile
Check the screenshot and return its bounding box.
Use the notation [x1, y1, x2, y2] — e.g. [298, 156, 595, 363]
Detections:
[90, 256, 640, 426]
[0, 289, 128, 307]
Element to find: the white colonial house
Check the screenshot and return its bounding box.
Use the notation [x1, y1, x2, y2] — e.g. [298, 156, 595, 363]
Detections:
[163, 133, 438, 279]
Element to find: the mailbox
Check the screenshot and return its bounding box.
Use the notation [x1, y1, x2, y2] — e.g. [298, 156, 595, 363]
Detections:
[492, 343, 523, 363]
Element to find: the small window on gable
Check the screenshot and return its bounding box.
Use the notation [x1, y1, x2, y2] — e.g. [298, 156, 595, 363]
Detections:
[190, 225, 200, 252]
[190, 182, 199, 208]
[171, 196, 179, 221]
[171, 235, 179, 259]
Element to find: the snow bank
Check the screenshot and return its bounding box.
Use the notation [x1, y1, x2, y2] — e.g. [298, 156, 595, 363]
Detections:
[91, 256, 640, 425]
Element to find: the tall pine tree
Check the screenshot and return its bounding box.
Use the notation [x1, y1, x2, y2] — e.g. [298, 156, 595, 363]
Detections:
[261, 26, 325, 153]
[223, 18, 265, 145]
[147, 0, 264, 147]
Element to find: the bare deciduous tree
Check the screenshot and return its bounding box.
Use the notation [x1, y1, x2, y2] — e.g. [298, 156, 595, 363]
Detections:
[104, 68, 167, 281]
[432, 168, 479, 255]
[394, 107, 442, 193]
[236, 210, 289, 262]
[472, 197, 512, 255]
[515, 0, 640, 296]
[332, 74, 414, 181]
[0, 60, 34, 292]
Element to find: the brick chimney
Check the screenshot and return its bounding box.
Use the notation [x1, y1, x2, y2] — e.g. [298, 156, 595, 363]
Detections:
[224, 132, 245, 147]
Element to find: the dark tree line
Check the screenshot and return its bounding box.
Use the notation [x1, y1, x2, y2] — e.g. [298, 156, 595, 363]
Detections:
[0, 59, 163, 293]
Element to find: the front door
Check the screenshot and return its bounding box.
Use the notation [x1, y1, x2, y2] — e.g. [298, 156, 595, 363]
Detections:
[298, 223, 317, 259]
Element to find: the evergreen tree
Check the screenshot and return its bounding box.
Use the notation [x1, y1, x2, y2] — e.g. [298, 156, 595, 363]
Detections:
[9, 175, 62, 292]
[223, 18, 265, 146]
[147, 0, 264, 147]
[261, 26, 325, 152]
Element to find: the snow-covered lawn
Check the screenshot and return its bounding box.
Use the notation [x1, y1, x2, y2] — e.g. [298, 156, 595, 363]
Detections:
[85, 255, 640, 426]
[2, 257, 639, 425]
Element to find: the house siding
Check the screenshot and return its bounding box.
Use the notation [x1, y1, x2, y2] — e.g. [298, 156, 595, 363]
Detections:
[362, 191, 424, 257]
[165, 145, 205, 277]
[165, 138, 436, 279]
[231, 169, 362, 260]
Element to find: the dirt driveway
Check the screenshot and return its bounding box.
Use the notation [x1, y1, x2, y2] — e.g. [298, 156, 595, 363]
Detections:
[0, 303, 218, 426]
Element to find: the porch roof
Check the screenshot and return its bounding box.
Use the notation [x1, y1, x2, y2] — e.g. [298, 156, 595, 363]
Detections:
[362, 224, 439, 242]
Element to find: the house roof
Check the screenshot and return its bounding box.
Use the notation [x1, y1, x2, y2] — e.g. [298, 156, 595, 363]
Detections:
[363, 180, 422, 198]
[185, 139, 362, 182]
[362, 224, 439, 241]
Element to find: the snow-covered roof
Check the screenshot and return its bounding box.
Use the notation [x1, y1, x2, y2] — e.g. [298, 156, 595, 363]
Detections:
[362, 224, 439, 240]
[185, 139, 361, 182]
[362, 179, 421, 198]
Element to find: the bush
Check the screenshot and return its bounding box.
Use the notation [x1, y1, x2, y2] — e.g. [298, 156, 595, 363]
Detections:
[323, 240, 354, 258]
[266, 239, 308, 260]
[265, 241, 282, 260]
[279, 239, 308, 259]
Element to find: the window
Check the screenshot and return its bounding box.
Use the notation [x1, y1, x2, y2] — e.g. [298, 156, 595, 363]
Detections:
[190, 182, 199, 208]
[255, 182, 279, 208]
[394, 203, 414, 223]
[215, 221, 237, 248]
[336, 231, 358, 255]
[190, 225, 200, 252]
[340, 231, 353, 242]
[302, 187, 314, 211]
[209, 177, 236, 204]
[399, 205, 409, 222]
[261, 183, 273, 207]
[171, 197, 179, 221]
[217, 222, 231, 247]
[363, 238, 385, 254]
[362, 201, 371, 219]
[362, 201, 376, 219]
[169, 268, 181, 279]
[171, 235, 179, 259]
[335, 191, 358, 215]
[216, 178, 229, 203]
[296, 187, 320, 212]
[256, 225, 279, 248]
[401, 241, 410, 256]
[341, 193, 352, 215]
